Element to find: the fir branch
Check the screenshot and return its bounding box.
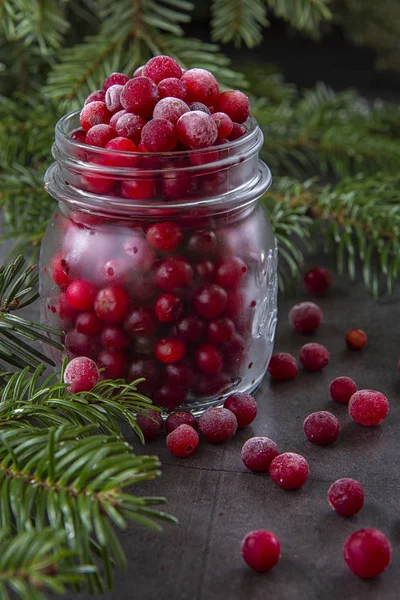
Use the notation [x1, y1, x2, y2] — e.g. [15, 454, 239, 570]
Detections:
[267, 0, 332, 34]
[211, 0, 269, 48]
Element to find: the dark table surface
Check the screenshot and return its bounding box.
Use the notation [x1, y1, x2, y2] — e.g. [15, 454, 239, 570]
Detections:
[2, 239, 399, 600]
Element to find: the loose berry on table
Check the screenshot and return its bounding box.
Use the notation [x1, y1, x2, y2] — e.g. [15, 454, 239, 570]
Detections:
[64, 356, 100, 393]
[224, 392, 257, 428]
[289, 301, 322, 334]
[303, 267, 332, 295]
[330, 376, 357, 405]
[303, 411, 340, 445]
[241, 530, 281, 573]
[137, 408, 164, 441]
[346, 328, 368, 350]
[299, 343, 330, 372]
[269, 452, 309, 489]
[343, 528, 392, 578]
[198, 407, 238, 443]
[166, 424, 199, 457]
[268, 353, 298, 381]
[348, 389, 389, 426]
[165, 411, 198, 434]
[241, 437, 279, 472]
[328, 478, 364, 517]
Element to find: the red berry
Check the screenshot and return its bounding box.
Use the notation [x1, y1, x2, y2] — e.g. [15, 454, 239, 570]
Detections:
[176, 111, 218, 149]
[137, 408, 164, 441]
[165, 411, 198, 434]
[153, 97, 190, 125]
[193, 284, 227, 319]
[289, 301, 322, 334]
[207, 317, 235, 344]
[81, 174, 115, 195]
[303, 267, 332, 295]
[216, 90, 250, 124]
[299, 343, 330, 372]
[99, 258, 130, 286]
[155, 337, 186, 363]
[80, 101, 111, 132]
[97, 349, 126, 378]
[51, 252, 71, 287]
[94, 286, 130, 323]
[215, 257, 247, 288]
[194, 372, 231, 397]
[84, 90, 106, 105]
[303, 411, 340, 446]
[166, 424, 199, 457]
[115, 113, 146, 144]
[154, 382, 187, 411]
[75, 311, 102, 335]
[165, 363, 197, 388]
[141, 118, 178, 152]
[143, 55, 182, 84]
[211, 112, 233, 138]
[102, 72, 130, 91]
[186, 231, 218, 258]
[64, 356, 100, 393]
[268, 353, 298, 381]
[133, 66, 144, 77]
[346, 329, 368, 350]
[146, 222, 183, 251]
[155, 293, 184, 322]
[120, 77, 160, 118]
[195, 260, 215, 281]
[127, 359, 162, 394]
[343, 529, 391, 578]
[155, 256, 193, 291]
[65, 330, 97, 358]
[58, 292, 79, 324]
[123, 236, 155, 272]
[109, 109, 127, 129]
[195, 343, 223, 374]
[86, 124, 115, 147]
[241, 437, 279, 472]
[158, 77, 187, 100]
[176, 315, 205, 343]
[124, 306, 157, 336]
[100, 325, 129, 351]
[348, 389, 389, 426]
[105, 84, 124, 112]
[328, 478, 364, 517]
[181, 68, 219, 106]
[330, 376, 357, 405]
[241, 530, 280, 573]
[70, 129, 87, 143]
[65, 280, 97, 311]
[121, 179, 155, 200]
[189, 102, 211, 114]
[228, 122, 246, 140]
[198, 407, 237, 443]
[269, 452, 309, 489]
[224, 392, 257, 428]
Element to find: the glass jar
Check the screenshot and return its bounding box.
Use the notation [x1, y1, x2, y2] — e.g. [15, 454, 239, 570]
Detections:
[40, 111, 277, 414]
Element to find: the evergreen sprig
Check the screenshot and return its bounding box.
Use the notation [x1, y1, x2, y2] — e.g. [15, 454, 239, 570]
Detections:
[211, 0, 269, 48]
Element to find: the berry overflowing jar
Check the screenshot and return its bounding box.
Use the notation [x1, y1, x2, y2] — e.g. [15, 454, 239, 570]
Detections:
[40, 56, 277, 413]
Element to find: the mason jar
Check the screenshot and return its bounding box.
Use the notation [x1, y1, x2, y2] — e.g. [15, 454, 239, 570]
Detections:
[40, 111, 278, 414]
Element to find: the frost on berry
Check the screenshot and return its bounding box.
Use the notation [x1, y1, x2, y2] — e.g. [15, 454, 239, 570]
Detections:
[289, 301, 322, 334]
[176, 111, 218, 149]
[269, 452, 309, 489]
[141, 118, 178, 152]
[166, 424, 199, 457]
[115, 113, 146, 144]
[216, 90, 250, 123]
[120, 77, 160, 118]
[348, 389, 389, 426]
[103, 72, 130, 91]
[241, 437, 279, 472]
[268, 353, 298, 381]
[299, 343, 330, 372]
[330, 376, 357, 405]
[198, 407, 237, 443]
[64, 357, 99, 393]
[224, 392, 257, 428]
[328, 478, 364, 517]
[303, 411, 340, 445]
[181, 68, 219, 106]
[143, 55, 182, 84]
[158, 78, 187, 100]
[153, 97, 190, 125]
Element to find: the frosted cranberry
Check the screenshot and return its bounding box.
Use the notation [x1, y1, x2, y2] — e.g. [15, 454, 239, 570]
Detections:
[195, 260, 215, 281]
[143, 55, 182, 83]
[346, 329, 368, 350]
[299, 343, 330, 372]
[176, 315, 205, 343]
[207, 317, 235, 344]
[268, 353, 298, 381]
[189, 102, 211, 114]
[146, 222, 182, 251]
[124, 307, 157, 336]
[102, 72, 130, 91]
[154, 383, 187, 411]
[121, 179, 155, 200]
[75, 311, 102, 335]
[348, 389, 389, 426]
[70, 129, 87, 143]
[216, 90, 250, 124]
[289, 301, 322, 334]
[166, 424, 199, 457]
[330, 376, 357, 405]
[241, 530, 280, 573]
[193, 284, 227, 319]
[127, 359, 162, 393]
[105, 84, 124, 112]
[303, 411, 340, 445]
[115, 113, 146, 144]
[123, 237, 155, 272]
[165, 411, 197, 434]
[137, 408, 164, 441]
[133, 65, 144, 77]
[269, 453, 309, 490]
[211, 112, 233, 138]
[303, 267, 332, 295]
[195, 343, 223, 374]
[94, 286, 130, 323]
[176, 111, 218, 149]
[224, 392, 257, 428]
[328, 478, 364, 517]
[181, 68, 219, 106]
[215, 257, 247, 288]
[65, 330, 97, 358]
[155, 256, 193, 291]
[165, 363, 197, 388]
[228, 123, 246, 140]
[97, 349, 126, 378]
[120, 77, 159, 118]
[155, 293, 184, 323]
[153, 97, 190, 125]
[85, 124, 115, 147]
[65, 280, 97, 311]
[51, 252, 70, 287]
[344, 529, 391, 578]
[109, 109, 127, 129]
[198, 407, 237, 443]
[161, 172, 193, 200]
[84, 90, 106, 105]
[158, 77, 187, 100]
[241, 437, 279, 472]
[80, 101, 111, 132]
[100, 326, 129, 351]
[103, 137, 139, 167]
[155, 338, 186, 364]
[141, 119, 178, 152]
[64, 356, 100, 393]
[186, 231, 217, 258]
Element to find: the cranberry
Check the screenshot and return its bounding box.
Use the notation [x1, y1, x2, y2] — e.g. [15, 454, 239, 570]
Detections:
[241, 530, 280, 573]
[330, 376, 357, 405]
[224, 392, 257, 428]
[195, 260, 215, 281]
[268, 353, 298, 381]
[65, 329, 97, 358]
[216, 90, 250, 123]
[84, 90, 106, 105]
[211, 112, 233, 138]
[124, 307, 157, 336]
[121, 179, 155, 200]
[176, 111, 218, 149]
[51, 252, 71, 287]
[161, 172, 193, 200]
[97, 349, 126, 379]
[181, 68, 219, 106]
[344, 529, 392, 578]
[109, 109, 127, 129]
[303, 267, 332, 295]
[228, 123, 246, 140]
[120, 77, 159, 118]
[269, 453, 309, 489]
[94, 286, 130, 323]
[158, 77, 187, 100]
[155, 337, 186, 363]
[165, 411, 198, 434]
[165, 363, 197, 388]
[143, 55, 182, 83]
[289, 301, 322, 334]
[86, 124, 116, 147]
[166, 424, 199, 457]
[176, 315, 205, 343]
[100, 325, 129, 351]
[155, 293, 184, 323]
[195, 343, 223, 374]
[153, 97, 190, 125]
[223, 332, 246, 369]
[81, 174, 115, 195]
[215, 257, 247, 288]
[146, 222, 183, 252]
[193, 284, 227, 319]
[75, 311, 102, 335]
[105, 84, 124, 112]
[303, 411, 340, 445]
[189, 148, 219, 167]
[241, 437, 279, 472]
[102, 72, 130, 91]
[186, 231, 218, 259]
[198, 407, 237, 443]
[133, 66, 144, 77]
[58, 292, 79, 324]
[137, 408, 164, 441]
[99, 257, 130, 286]
[207, 317, 235, 344]
[299, 343, 330, 372]
[127, 359, 162, 394]
[64, 356, 100, 393]
[154, 383, 187, 411]
[79, 101, 111, 131]
[346, 328, 368, 350]
[195, 372, 231, 397]
[328, 478, 364, 517]
[225, 289, 245, 320]
[123, 236, 155, 272]
[115, 113, 146, 144]
[155, 256, 193, 291]
[103, 137, 139, 167]
[65, 280, 97, 311]
[70, 129, 87, 143]
[189, 102, 211, 114]
[141, 118, 178, 152]
[348, 389, 389, 426]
